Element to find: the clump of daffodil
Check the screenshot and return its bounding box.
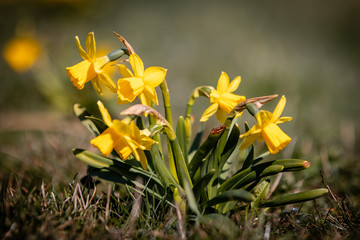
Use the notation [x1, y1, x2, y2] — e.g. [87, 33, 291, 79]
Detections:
[90, 101, 156, 169]
[117, 53, 167, 106]
[3, 36, 41, 73]
[66, 32, 118, 95]
[200, 71, 246, 123]
[240, 95, 292, 154]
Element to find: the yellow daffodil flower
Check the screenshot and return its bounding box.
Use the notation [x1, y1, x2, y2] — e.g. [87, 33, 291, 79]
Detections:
[117, 53, 167, 106]
[66, 32, 117, 94]
[90, 101, 156, 169]
[3, 36, 41, 73]
[200, 71, 246, 123]
[239, 95, 293, 154]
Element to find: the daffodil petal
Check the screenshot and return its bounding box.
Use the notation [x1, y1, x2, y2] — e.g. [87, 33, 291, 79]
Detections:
[117, 77, 144, 103]
[137, 149, 148, 170]
[217, 71, 229, 94]
[272, 95, 286, 121]
[75, 36, 89, 60]
[227, 76, 241, 93]
[91, 77, 102, 95]
[86, 32, 96, 60]
[98, 71, 117, 92]
[239, 134, 260, 151]
[218, 93, 245, 113]
[142, 86, 158, 106]
[255, 111, 273, 127]
[118, 64, 134, 78]
[97, 101, 113, 127]
[216, 108, 227, 124]
[138, 92, 151, 107]
[66, 60, 96, 89]
[275, 116, 293, 125]
[90, 128, 115, 157]
[261, 123, 291, 154]
[200, 103, 218, 122]
[143, 66, 167, 87]
[129, 53, 144, 77]
[240, 124, 262, 138]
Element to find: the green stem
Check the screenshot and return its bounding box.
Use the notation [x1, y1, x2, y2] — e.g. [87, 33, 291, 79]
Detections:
[160, 80, 173, 127]
[159, 80, 178, 182]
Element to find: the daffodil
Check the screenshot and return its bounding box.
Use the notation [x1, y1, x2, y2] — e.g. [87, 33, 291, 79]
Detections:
[66, 32, 117, 94]
[117, 53, 167, 106]
[200, 71, 246, 123]
[3, 36, 41, 73]
[90, 101, 156, 169]
[240, 95, 292, 154]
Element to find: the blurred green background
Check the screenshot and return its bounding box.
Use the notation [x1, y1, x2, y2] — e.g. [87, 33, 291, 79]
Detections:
[0, 1, 359, 196]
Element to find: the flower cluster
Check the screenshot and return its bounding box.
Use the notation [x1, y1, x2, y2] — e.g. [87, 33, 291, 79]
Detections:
[67, 32, 292, 162]
[67, 31, 327, 216]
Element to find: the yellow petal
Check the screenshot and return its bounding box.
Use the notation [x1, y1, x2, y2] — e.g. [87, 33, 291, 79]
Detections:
[86, 32, 96, 60]
[91, 77, 102, 95]
[218, 93, 245, 113]
[117, 77, 144, 103]
[75, 36, 89, 60]
[129, 53, 144, 77]
[240, 124, 262, 138]
[255, 111, 273, 127]
[137, 150, 148, 170]
[94, 56, 110, 71]
[261, 123, 291, 154]
[142, 86, 158, 106]
[272, 95, 286, 121]
[216, 108, 227, 124]
[138, 92, 151, 107]
[116, 144, 132, 160]
[66, 60, 97, 89]
[98, 71, 117, 92]
[118, 64, 134, 78]
[217, 71, 229, 94]
[239, 134, 260, 151]
[275, 116, 293, 125]
[97, 101, 113, 127]
[143, 67, 167, 87]
[90, 128, 115, 157]
[227, 76, 241, 93]
[200, 103, 218, 122]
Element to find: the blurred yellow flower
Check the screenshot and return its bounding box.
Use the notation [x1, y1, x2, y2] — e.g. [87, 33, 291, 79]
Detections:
[3, 36, 41, 73]
[66, 32, 116, 95]
[200, 71, 246, 123]
[117, 53, 167, 106]
[90, 101, 155, 169]
[239, 95, 293, 154]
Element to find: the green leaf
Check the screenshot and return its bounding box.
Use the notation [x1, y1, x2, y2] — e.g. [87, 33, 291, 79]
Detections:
[73, 148, 164, 190]
[150, 144, 180, 191]
[218, 165, 284, 193]
[261, 188, 329, 207]
[217, 123, 240, 183]
[184, 177, 201, 216]
[73, 148, 166, 199]
[251, 180, 270, 215]
[188, 122, 205, 154]
[74, 104, 106, 136]
[192, 169, 216, 202]
[176, 116, 188, 164]
[241, 144, 254, 170]
[201, 189, 255, 208]
[188, 126, 225, 179]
